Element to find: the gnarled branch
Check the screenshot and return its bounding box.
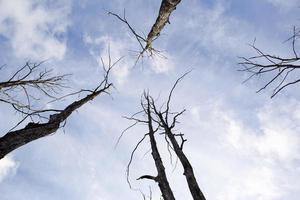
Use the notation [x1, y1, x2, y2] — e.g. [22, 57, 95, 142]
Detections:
[0, 55, 117, 159]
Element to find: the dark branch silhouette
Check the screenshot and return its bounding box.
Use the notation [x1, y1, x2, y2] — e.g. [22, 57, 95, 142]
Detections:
[0, 61, 69, 120]
[148, 73, 206, 200]
[239, 27, 300, 98]
[119, 72, 206, 200]
[109, 0, 182, 62]
[137, 92, 176, 200]
[0, 55, 119, 159]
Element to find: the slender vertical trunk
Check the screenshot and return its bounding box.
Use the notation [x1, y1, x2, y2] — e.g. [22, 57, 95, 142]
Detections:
[165, 127, 206, 200]
[140, 101, 175, 200]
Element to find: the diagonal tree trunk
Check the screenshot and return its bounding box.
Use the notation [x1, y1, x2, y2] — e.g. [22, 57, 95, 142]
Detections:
[161, 122, 206, 200]
[109, 0, 182, 57]
[149, 72, 207, 200]
[145, 0, 182, 50]
[0, 84, 111, 159]
[0, 60, 115, 161]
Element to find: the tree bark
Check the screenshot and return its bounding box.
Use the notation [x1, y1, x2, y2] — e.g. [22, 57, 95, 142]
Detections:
[0, 85, 111, 159]
[139, 97, 175, 200]
[145, 0, 182, 50]
[159, 117, 206, 200]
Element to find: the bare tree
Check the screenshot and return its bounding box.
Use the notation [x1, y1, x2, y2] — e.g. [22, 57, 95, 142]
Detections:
[239, 27, 300, 98]
[0, 57, 119, 159]
[148, 73, 206, 200]
[145, 0, 181, 53]
[109, 0, 182, 61]
[126, 92, 176, 200]
[0, 61, 68, 118]
[121, 73, 206, 200]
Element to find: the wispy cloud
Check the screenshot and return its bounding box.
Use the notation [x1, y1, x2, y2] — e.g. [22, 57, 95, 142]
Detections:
[188, 96, 300, 200]
[83, 34, 132, 85]
[0, 156, 18, 183]
[1, 0, 300, 200]
[0, 0, 71, 60]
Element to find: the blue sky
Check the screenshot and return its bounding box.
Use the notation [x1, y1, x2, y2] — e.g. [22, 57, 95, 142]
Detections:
[0, 0, 300, 199]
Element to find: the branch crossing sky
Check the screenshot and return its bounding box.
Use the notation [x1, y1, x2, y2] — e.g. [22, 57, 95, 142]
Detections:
[0, 0, 300, 199]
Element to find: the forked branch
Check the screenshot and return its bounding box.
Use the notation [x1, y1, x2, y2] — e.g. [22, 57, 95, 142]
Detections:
[0, 55, 118, 159]
[239, 27, 300, 98]
[0, 62, 69, 119]
[109, 0, 182, 62]
[122, 72, 206, 200]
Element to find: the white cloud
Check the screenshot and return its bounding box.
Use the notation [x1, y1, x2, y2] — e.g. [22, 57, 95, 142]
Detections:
[83, 34, 175, 85]
[1, 1, 300, 199]
[217, 166, 283, 200]
[148, 52, 174, 73]
[256, 100, 300, 163]
[175, 1, 254, 56]
[189, 97, 300, 199]
[84, 34, 131, 85]
[191, 98, 300, 163]
[0, 0, 71, 60]
[0, 156, 18, 183]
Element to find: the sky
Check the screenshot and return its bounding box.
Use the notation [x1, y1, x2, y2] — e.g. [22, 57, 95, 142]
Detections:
[0, 0, 300, 199]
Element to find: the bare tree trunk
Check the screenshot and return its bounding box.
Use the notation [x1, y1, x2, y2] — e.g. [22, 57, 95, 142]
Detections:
[123, 73, 206, 199]
[163, 125, 206, 200]
[0, 60, 116, 160]
[0, 84, 111, 159]
[145, 0, 182, 50]
[109, 0, 182, 58]
[150, 71, 206, 200]
[138, 95, 175, 200]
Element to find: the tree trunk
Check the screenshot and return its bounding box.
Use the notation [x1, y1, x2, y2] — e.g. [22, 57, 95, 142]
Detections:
[145, 0, 182, 49]
[138, 99, 176, 200]
[0, 85, 111, 159]
[165, 127, 206, 200]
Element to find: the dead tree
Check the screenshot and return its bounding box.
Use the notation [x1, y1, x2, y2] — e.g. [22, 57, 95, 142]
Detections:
[121, 72, 206, 200]
[148, 73, 206, 200]
[239, 27, 300, 98]
[120, 92, 175, 200]
[0, 58, 118, 159]
[0, 61, 68, 117]
[137, 93, 176, 200]
[109, 0, 182, 60]
[145, 0, 181, 53]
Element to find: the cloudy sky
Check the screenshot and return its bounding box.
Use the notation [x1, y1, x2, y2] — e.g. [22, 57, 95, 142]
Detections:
[1, 0, 300, 199]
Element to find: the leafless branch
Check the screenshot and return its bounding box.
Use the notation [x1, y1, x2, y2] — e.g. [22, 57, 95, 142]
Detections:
[125, 72, 206, 200]
[0, 52, 118, 159]
[144, 73, 206, 200]
[239, 28, 300, 97]
[109, 0, 182, 64]
[126, 133, 149, 188]
[0, 62, 70, 123]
